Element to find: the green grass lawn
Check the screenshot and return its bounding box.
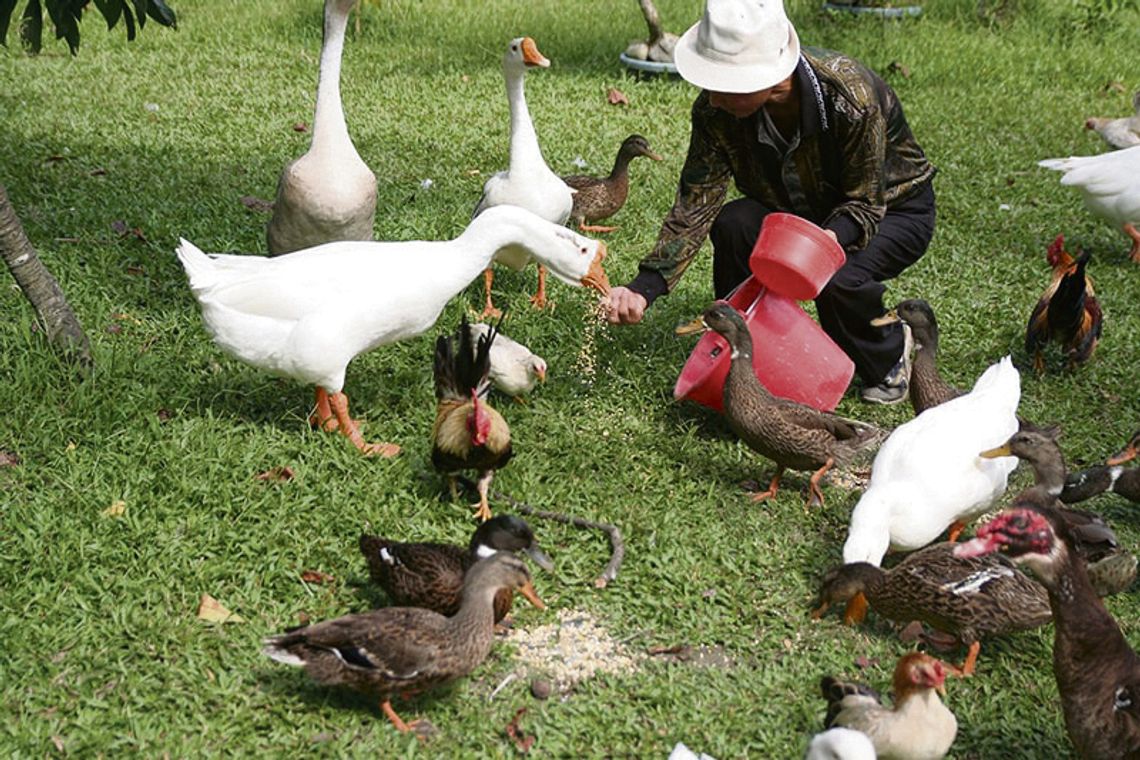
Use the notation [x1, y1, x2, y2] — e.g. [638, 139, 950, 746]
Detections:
[2, 0, 1139, 755]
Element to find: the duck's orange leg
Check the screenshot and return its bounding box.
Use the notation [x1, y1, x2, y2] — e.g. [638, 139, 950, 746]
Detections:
[1124, 222, 1140, 263]
[328, 392, 400, 457]
[529, 266, 548, 309]
[750, 466, 784, 502]
[952, 641, 981, 677]
[843, 592, 869, 626]
[480, 268, 502, 320]
[807, 458, 834, 510]
[381, 700, 413, 732]
[947, 520, 968, 543]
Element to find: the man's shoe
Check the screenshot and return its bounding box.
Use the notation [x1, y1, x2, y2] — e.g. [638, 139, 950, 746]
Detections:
[861, 324, 912, 405]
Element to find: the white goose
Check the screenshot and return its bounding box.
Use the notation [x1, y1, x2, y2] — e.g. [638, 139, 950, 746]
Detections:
[473, 37, 575, 317]
[177, 206, 609, 456]
[267, 0, 376, 255]
[840, 356, 1020, 622]
[1038, 144, 1140, 263]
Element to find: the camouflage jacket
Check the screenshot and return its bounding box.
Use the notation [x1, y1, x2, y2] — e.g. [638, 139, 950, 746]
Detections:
[632, 48, 936, 302]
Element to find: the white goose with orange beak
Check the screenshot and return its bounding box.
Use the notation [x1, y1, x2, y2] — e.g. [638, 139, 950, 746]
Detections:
[473, 37, 577, 317]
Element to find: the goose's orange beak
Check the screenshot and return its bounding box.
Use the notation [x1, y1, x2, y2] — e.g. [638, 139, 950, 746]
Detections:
[521, 37, 550, 68]
[582, 242, 610, 295]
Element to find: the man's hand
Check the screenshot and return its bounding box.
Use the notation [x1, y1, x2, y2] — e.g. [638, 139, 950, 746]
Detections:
[604, 286, 648, 325]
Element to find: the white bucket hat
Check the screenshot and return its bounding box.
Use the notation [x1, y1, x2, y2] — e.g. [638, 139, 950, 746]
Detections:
[674, 0, 801, 93]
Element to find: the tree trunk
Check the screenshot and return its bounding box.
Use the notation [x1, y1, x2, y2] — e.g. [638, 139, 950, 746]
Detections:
[0, 183, 93, 370]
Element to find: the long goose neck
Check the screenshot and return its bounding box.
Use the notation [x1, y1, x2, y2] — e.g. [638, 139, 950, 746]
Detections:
[457, 210, 551, 277]
[505, 68, 546, 173]
[310, 0, 353, 156]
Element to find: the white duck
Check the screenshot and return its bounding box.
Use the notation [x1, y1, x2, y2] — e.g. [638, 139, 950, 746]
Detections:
[177, 205, 609, 456]
[468, 322, 547, 401]
[1038, 144, 1140, 263]
[473, 37, 575, 317]
[267, 0, 376, 255]
[841, 356, 1019, 622]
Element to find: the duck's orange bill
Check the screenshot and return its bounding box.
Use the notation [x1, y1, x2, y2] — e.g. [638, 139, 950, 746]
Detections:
[674, 317, 707, 336]
[519, 579, 546, 610]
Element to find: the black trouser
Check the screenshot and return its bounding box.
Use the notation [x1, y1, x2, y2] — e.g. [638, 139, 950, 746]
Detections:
[709, 183, 936, 386]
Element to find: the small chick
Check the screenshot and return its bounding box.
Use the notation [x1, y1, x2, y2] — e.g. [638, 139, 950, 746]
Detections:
[1085, 89, 1140, 150]
[469, 321, 547, 401]
[805, 727, 876, 760]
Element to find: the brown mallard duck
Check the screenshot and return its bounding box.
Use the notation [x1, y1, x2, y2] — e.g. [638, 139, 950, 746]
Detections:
[813, 542, 1051, 675]
[561, 134, 661, 233]
[980, 426, 1136, 596]
[677, 303, 882, 508]
[359, 514, 554, 622]
[871, 299, 962, 415]
[1064, 428, 1140, 504]
[263, 553, 543, 732]
[957, 505, 1140, 758]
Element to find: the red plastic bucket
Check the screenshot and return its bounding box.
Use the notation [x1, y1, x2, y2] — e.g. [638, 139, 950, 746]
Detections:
[749, 213, 846, 301]
[673, 276, 855, 412]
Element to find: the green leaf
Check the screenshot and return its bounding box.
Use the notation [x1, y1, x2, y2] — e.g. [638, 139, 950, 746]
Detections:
[44, 0, 79, 54]
[92, 0, 120, 31]
[145, 0, 175, 28]
[0, 0, 17, 47]
[19, 0, 42, 54]
[121, 0, 135, 41]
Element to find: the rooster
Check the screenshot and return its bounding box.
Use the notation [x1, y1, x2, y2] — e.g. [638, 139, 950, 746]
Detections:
[1025, 234, 1102, 374]
[431, 315, 512, 521]
[822, 652, 958, 760]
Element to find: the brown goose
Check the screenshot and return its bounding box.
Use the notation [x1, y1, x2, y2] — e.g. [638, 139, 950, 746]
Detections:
[957, 506, 1140, 758]
[359, 514, 553, 622]
[561, 134, 662, 232]
[813, 542, 1051, 675]
[981, 426, 1136, 596]
[677, 303, 882, 508]
[263, 553, 543, 732]
[871, 299, 961, 415]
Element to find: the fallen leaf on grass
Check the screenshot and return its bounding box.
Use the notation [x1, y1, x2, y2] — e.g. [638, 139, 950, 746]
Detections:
[0, 450, 21, 467]
[156, 408, 173, 423]
[101, 500, 126, 518]
[505, 707, 535, 753]
[1103, 80, 1126, 94]
[110, 221, 148, 242]
[292, 122, 309, 133]
[51, 735, 64, 752]
[240, 195, 275, 214]
[126, 264, 146, 276]
[255, 466, 295, 483]
[606, 87, 629, 106]
[90, 167, 107, 177]
[197, 594, 245, 623]
[300, 570, 335, 585]
[105, 323, 123, 335]
[854, 655, 879, 670]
